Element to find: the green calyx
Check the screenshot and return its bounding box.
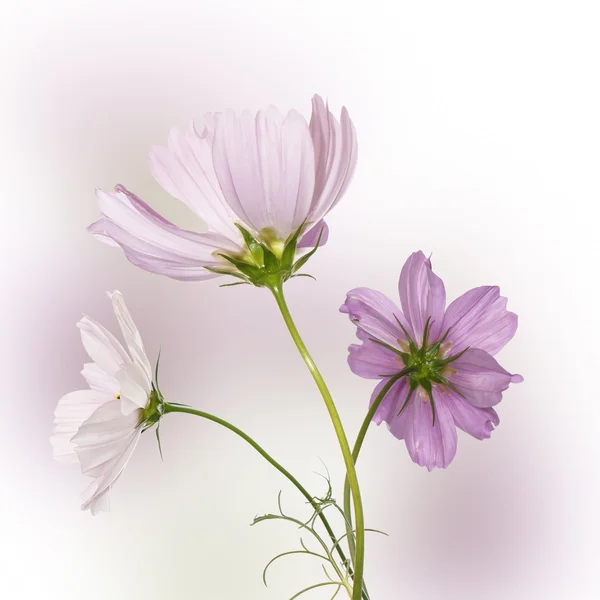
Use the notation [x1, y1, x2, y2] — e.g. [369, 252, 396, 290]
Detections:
[141, 387, 164, 430]
[206, 222, 325, 289]
[372, 317, 468, 426]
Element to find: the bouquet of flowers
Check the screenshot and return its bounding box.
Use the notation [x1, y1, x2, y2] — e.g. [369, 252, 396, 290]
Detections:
[51, 95, 521, 599]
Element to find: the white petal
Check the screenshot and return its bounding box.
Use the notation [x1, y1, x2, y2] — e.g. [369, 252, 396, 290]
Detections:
[72, 400, 142, 513]
[77, 316, 129, 377]
[50, 390, 113, 463]
[81, 363, 120, 396]
[108, 290, 152, 384]
[116, 363, 151, 415]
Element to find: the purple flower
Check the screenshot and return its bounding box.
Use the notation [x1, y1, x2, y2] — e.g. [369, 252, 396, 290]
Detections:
[90, 95, 357, 282]
[341, 251, 522, 471]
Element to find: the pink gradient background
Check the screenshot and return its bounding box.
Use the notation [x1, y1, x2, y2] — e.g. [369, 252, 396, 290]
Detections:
[2, 1, 599, 598]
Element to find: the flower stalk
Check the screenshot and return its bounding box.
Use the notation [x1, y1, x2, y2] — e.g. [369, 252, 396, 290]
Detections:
[268, 282, 366, 600]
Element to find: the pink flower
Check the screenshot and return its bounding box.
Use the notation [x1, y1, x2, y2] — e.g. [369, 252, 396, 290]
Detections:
[341, 252, 522, 471]
[90, 95, 357, 282]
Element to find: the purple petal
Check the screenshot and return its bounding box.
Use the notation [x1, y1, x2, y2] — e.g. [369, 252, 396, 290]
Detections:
[298, 220, 329, 248]
[91, 186, 241, 281]
[398, 251, 446, 344]
[443, 286, 518, 355]
[368, 376, 408, 425]
[212, 107, 315, 240]
[307, 95, 358, 225]
[449, 348, 522, 408]
[348, 339, 403, 380]
[389, 388, 458, 471]
[340, 287, 411, 348]
[148, 119, 241, 241]
[445, 389, 500, 440]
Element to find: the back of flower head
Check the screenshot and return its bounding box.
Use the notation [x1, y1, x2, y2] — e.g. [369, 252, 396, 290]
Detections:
[51, 291, 164, 515]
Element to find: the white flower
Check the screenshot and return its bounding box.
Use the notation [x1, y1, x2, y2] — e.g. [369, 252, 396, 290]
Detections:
[51, 291, 157, 515]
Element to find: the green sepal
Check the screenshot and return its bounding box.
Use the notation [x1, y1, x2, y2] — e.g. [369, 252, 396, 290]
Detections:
[217, 253, 263, 280]
[280, 222, 306, 269]
[393, 315, 418, 355]
[397, 382, 417, 416]
[420, 379, 436, 426]
[431, 346, 470, 367]
[235, 223, 265, 266]
[220, 281, 249, 288]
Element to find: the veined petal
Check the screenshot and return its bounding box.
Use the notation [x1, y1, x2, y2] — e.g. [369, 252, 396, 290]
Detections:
[212, 107, 316, 240]
[348, 338, 404, 379]
[307, 95, 358, 225]
[398, 251, 446, 344]
[50, 390, 114, 463]
[72, 400, 142, 513]
[77, 316, 129, 377]
[369, 376, 409, 425]
[81, 363, 120, 396]
[449, 348, 523, 408]
[340, 287, 411, 348]
[391, 389, 458, 471]
[115, 363, 151, 415]
[148, 119, 241, 241]
[445, 389, 500, 440]
[442, 286, 518, 355]
[108, 291, 152, 385]
[297, 220, 329, 248]
[91, 186, 241, 281]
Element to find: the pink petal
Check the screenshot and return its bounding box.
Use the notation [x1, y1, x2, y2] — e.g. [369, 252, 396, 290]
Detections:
[92, 186, 241, 281]
[297, 220, 329, 248]
[212, 107, 315, 240]
[368, 376, 408, 425]
[148, 119, 241, 241]
[445, 389, 500, 440]
[398, 251, 446, 344]
[348, 339, 404, 379]
[391, 389, 458, 471]
[449, 348, 522, 408]
[442, 286, 518, 355]
[340, 287, 411, 348]
[307, 95, 358, 225]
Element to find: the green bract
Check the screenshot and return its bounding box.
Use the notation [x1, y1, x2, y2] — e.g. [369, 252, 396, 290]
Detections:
[205, 223, 324, 289]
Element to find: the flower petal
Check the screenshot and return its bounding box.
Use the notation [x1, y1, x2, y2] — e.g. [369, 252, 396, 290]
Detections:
[108, 290, 152, 385]
[92, 186, 241, 281]
[50, 390, 114, 463]
[212, 107, 316, 240]
[442, 286, 518, 355]
[368, 376, 409, 425]
[449, 348, 523, 408]
[115, 363, 151, 415]
[340, 287, 410, 348]
[307, 95, 357, 224]
[72, 400, 142, 513]
[348, 338, 404, 379]
[77, 316, 129, 377]
[81, 363, 120, 396]
[445, 390, 500, 440]
[392, 389, 458, 471]
[398, 251, 446, 344]
[148, 119, 241, 241]
[297, 220, 329, 248]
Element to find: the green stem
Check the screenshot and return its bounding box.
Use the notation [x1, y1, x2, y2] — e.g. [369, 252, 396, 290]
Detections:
[343, 374, 404, 565]
[163, 402, 351, 577]
[269, 283, 366, 600]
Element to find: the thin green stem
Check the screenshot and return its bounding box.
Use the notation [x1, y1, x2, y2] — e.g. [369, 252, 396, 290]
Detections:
[343, 375, 402, 565]
[269, 284, 366, 600]
[163, 403, 351, 574]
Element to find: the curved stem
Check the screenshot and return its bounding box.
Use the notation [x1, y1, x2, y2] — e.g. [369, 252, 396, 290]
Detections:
[343, 373, 407, 564]
[163, 402, 351, 575]
[269, 284, 365, 600]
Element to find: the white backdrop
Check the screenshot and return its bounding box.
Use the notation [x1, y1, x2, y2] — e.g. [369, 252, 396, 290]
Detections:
[2, 1, 598, 599]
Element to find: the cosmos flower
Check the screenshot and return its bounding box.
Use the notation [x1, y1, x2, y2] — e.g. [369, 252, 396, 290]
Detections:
[50, 291, 162, 514]
[89, 95, 357, 283]
[341, 251, 522, 471]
